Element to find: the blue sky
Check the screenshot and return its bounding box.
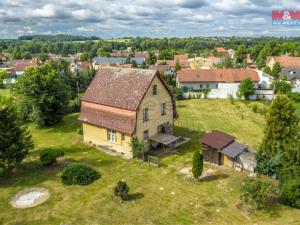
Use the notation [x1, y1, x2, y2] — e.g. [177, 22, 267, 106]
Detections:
[1, 0, 300, 38]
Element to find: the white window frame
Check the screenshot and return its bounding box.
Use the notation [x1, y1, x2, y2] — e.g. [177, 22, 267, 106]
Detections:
[107, 129, 117, 142]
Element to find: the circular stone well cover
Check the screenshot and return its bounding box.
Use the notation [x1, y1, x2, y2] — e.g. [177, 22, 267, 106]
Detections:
[10, 188, 50, 208]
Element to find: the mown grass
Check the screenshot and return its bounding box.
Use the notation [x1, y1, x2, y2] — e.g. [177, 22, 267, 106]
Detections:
[0, 88, 10, 98]
[175, 99, 267, 149]
[0, 102, 299, 225]
[295, 102, 300, 118]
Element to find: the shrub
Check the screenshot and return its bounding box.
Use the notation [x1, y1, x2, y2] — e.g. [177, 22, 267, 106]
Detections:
[280, 173, 300, 208]
[240, 177, 280, 209]
[40, 149, 64, 166]
[252, 104, 258, 113]
[61, 163, 100, 185]
[114, 181, 129, 200]
[77, 127, 83, 135]
[203, 89, 211, 99]
[288, 92, 300, 103]
[130, 137, 144, 158]
[192, 150, 203, 179]
[228, 94, 234, 104]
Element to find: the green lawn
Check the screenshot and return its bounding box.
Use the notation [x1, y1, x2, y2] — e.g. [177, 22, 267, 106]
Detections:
[0, 101, 299, 225]
[295, 102, 300, 118]
[0, 88, 10, 98]
[176, 99, 267, 148]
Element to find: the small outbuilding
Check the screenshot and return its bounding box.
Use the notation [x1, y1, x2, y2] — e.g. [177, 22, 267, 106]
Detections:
[200, 130, 256, 172]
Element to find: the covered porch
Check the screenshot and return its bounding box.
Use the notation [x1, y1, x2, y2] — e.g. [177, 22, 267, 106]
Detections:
[149, 133, 179, 151]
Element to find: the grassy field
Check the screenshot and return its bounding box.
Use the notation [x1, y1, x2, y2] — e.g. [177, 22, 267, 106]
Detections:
[295, 102, 300, 118]
[176, 99, 267, 148]
[0, 88, 10, 98]
[0, 99, 299, 225]
[104, 38, 131, 43]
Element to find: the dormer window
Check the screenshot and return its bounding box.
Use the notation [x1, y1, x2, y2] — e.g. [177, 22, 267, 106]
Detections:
[152, 85, 157, 95]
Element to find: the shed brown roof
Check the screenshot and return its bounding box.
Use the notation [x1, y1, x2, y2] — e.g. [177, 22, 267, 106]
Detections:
[201, 130, 234, 150]
[82, 67, 158, 111]
[177, 68, 259, 83]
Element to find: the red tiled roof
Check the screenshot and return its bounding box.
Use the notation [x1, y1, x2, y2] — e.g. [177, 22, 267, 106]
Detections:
[213, 47, 227, 53]
[201, 130, 235, 150]
[156, 55, 189, 68]
[78, 61, 90, 69]
[149, 65, 171, 73]
[272, 56, 300, 68]
[80, 67, 178, 134]
[82, 67, 157, 111]
[79, 104, 136, 134]
[12, 60, 38, 71]
[156, 60, 175, 67]
[177, 68, 260, 83]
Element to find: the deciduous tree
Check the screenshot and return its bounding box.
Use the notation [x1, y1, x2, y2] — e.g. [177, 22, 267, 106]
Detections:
[237, 77, 255, 100]
[12, 63, 71, 127]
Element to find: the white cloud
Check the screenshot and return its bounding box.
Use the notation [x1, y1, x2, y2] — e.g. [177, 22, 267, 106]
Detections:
[0, 0, 299, 38]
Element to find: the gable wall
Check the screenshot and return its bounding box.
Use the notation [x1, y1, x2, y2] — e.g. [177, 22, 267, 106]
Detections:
[136, 74, 175, 150]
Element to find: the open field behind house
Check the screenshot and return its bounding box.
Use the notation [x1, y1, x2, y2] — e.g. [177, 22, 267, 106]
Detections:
[0, 97, 299, 225]
[175, 99, 267, 149]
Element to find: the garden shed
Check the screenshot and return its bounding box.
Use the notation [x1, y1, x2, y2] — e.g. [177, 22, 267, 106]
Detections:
[201, 130, 257, 172]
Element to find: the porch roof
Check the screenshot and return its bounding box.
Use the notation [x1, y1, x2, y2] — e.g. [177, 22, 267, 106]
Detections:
[149, 133, 178, 146]
[219, 141, 247, 158]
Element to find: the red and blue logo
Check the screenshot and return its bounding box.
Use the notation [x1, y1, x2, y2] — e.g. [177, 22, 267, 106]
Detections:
[272, 10, 300, 26]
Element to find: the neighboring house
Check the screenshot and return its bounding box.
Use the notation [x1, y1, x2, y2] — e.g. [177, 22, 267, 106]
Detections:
[293, 86, 300, 93]
[256, 70, 273, 88]
[266, 56, 300, 69]
[280, 67, 300, 86]
[176, 68, 260, 98]
[93, 57, 145, 70]
[213, 47, 228, 56]
[135, 51, 148, 58]
[79, 67, 178, 158]
[201, 130, 256, 172]
[11, 59, 39, 76]
[110, 50, 129, 57]
[227, 49, 235, 58]
[149, 65, 175, 77]
[70, 61, 90, 72]
[156, 54, 189, 68]
[188, 57, 221, 69]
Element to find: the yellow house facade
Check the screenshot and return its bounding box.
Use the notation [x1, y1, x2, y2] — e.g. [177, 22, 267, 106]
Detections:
[79, 67, 178, 158]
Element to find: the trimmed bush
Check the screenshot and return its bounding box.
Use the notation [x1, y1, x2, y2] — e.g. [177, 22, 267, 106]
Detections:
[61, 163, 100, 185]
[114, 181, 129, 200]
[240, 177, 280, 209]
[40, 149, 64, 166]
